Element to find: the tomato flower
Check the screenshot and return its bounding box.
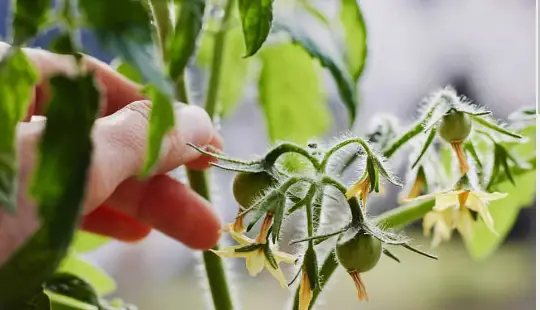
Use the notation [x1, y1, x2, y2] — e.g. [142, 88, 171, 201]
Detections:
[410, 189, 507, 247]
[212, 217, 297, 287]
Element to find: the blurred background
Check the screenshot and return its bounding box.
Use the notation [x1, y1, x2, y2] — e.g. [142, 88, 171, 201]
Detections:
[1, 0, 536, 309]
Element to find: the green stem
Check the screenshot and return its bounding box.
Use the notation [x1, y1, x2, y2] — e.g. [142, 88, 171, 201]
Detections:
[204, 0, 236, 117]
[149, 1, 235, 309]
[265, 143, 321, 171]
[148, 0, 170, 60]
[320, 137, 372, 171]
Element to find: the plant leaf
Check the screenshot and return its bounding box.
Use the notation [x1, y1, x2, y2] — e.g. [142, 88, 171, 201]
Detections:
[340, 0, 367, 81]
[72, 232, 110, 253]
[18, 290, 51, 310]
[56, 253, 116, 296]
[12, 0, 51, 45]
[140, 85, 175, 176]
[274, 20, 358, 126]
[471, 115, 522, 139]
[0, 48, 37, 213]
[79, 0, 174, 97]
[167, 0, 206, 80]
[246, 191, 284, 231]
[238, 0, 274, 57]
[304, 243, 318, 289]
[197, 24, 251, 117]
[258, 43, 330, 143]
[464, 171, 536, 260]
[411, 127, 436, 169]
[46, 291, 98, 310]
[298, 0, 330, 27]
[0, 74, 99, 308]
[45, 272, 100, 306]
[110, 59, 143, 84]
[271, 192, 286, 243]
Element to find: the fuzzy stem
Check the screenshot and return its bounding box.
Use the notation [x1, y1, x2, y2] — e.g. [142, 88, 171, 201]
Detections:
[265, 143, 321, 171]
[149, 1, 235, 309]
[320, 138, 372, 171]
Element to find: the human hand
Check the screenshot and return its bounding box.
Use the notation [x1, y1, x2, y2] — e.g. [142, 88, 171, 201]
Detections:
[0, 43, 223, 264]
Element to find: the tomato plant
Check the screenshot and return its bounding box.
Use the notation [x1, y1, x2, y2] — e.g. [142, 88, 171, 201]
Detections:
[0, 0, 535, 310]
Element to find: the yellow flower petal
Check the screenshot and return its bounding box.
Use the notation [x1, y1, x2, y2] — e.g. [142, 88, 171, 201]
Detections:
[456, 208, 475, 241]
[245, 250, 265, 276]
[422, 212, 438, 236]
[472, 191, 508, 201]
[468, 194, 497, 234]
[265, 260, 289, 288]
[226, 226, 255, 245]
[274, 250, 297, 264]
[210, 246, 246, 258]
[433, 192, 459, 211]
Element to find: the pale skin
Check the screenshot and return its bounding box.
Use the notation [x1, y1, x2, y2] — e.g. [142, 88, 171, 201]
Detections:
[0, 42, 223, 265]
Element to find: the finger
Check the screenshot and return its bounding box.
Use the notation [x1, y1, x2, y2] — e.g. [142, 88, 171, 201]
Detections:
[104, 175, 221, 249]
[84, 100, 215, 209]
[81, 205, 152, 242]
[185, 134, 224, 170]
[21, 46, 144, 116]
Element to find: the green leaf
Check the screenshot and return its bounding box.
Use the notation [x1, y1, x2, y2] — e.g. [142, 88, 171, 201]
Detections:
[197, 25, 251, 117]
[340, 0, 368, 81]
[20, 290, 51, 310]
[11, 0, 52, 45]
[304, 243, 318, 289]
[46, 291, 98, 310]
[56, 254, 116, 296]
[258, 43, 330, 143]
[79, 0, 174, 97]
[274, 21, 358, 126]
[140, 85, 175, 175]
[464, 171, 536, 260]
[238, 0, 274, 57]
[263, 244, 278, 270]
[167, 0, 205, 80]
[0, 48, 37, 212]
[110, 59, 143, 84]
[246, 191, 285, 231]
[50, 32, 80, 56]
[471, 115, 522, 139]
[0, 74, 99, 308]
[72, 232, 110, 253]
[271, 192, 286, 243]
[411, 127, 436, 169]
[298, 0, 331, 27]
[45, 272, 100, 306]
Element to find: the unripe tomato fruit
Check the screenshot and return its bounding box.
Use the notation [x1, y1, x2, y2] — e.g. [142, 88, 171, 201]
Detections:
[438, 110, 472, 143]
[233, 172, 275, 208]
[336, 232, 382, 273]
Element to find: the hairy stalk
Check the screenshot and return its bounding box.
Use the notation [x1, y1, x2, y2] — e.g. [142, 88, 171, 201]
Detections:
[149, 0, 235, 309]
[292, 157, 536, 310]
[320, 137, 372, 171]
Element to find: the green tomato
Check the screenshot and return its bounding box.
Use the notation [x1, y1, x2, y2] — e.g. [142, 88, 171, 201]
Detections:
[336, 231, 382, 273]
[438, 110, 472, 143]
[232, 172, 276, 208]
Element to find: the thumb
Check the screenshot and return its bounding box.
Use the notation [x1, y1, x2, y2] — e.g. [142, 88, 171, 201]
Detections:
[84, 100, 215, 209]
